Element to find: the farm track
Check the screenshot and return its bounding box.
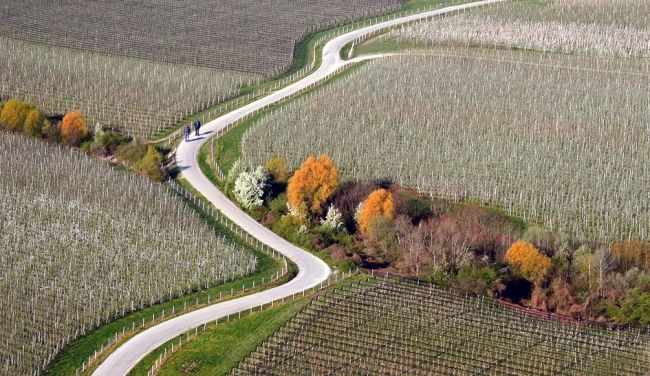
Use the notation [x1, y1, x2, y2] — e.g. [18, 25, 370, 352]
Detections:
[92, 1, 505, 374]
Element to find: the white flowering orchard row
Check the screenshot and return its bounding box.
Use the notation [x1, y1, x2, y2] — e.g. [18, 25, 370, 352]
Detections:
[0, 134, 256, 375]
[241, 50, 650, 243]
[389, 0, 650, 59]
[0, 37, 260, 139]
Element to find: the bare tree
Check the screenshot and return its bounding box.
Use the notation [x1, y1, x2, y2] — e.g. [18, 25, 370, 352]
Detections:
[593, 247, 615, 297]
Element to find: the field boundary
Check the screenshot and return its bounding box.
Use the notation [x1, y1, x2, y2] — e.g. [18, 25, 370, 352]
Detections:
[94, 2, 511, 375]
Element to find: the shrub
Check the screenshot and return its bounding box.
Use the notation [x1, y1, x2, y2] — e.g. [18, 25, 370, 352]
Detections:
[457, 264, 499, 296]
[90, 131, 129, 155]
[23, 108, 45, 138]
[367, 215, 398, 262]
[225, 159, 245, 194]
[616, 290, 650, 326]
[358, 188, 395, 234]
[505, 240, 552, 285]
[402, 195, 433, 223]
[272, 215, 310, 249]
[287, 155, 338, 218]
[41, 119, 59, 142]
[116, 141, 148, 165]
[268, 193, 289, 215]
[320, 205, 344, 231]
[265, 156, 289, 182]
[134, 146, 165, 181]
[0, 99, 34, 132]
[60, 111, 89, 146]
[234, 166, 268, 209]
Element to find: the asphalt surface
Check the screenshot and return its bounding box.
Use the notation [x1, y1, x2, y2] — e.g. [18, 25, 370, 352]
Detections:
[93, 1, 504, 374]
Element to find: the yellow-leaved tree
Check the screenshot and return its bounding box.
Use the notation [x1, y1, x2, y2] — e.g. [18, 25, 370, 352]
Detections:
[505, 240, 552, 284]
[287, 155, 338, 218]
[0, 99, 35, 133]
[358, 188, 395, 234]
[265, 156, 289, 182]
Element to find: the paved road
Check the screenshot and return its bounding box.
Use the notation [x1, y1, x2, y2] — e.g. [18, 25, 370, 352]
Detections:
[93, 1, 503, 374]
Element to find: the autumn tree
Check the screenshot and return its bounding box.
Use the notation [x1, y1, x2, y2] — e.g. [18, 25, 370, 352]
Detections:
[612, 240, 650, 271]
[0, 99, 34, 133]
[23, 108, 45, 138]
[357, 188, 395, 234]
[287, 155, 338, 218]
[505, 240, 552, 285]
[60, 111, 89, 146]
[265, 156, 289, 182]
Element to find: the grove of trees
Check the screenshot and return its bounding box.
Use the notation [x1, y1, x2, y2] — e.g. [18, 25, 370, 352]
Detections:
[224, 153, 650, 327]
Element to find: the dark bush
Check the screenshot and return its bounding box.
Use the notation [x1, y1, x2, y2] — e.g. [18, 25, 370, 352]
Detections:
[116, 141, 148, 165]
[90, 131, 130, 156]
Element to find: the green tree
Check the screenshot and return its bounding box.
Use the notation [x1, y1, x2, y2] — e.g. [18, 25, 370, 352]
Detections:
[23, 108, 45, 138]
[457, 264, 499, 296]
[617, 290, 650, 326]
[135, 146, 164, 181]
[41, 119, 60, 142]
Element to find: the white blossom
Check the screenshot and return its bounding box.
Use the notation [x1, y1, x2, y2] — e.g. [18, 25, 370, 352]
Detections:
[354, 202, 364, 224]
[321, 205, 343, 231]
[234, 166, 268, 209]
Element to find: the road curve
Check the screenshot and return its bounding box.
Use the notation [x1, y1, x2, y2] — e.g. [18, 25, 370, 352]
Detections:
[93, 1, 504, 375]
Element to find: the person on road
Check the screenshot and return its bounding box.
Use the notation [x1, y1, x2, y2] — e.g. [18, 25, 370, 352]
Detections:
[183, 125, 191, 142]
[193, 119, 201, 136]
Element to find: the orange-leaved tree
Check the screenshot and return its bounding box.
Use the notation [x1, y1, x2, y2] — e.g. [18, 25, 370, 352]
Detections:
[612, 240, 650, 271]
[505, 240, 551, 284]
[287, 155, 338, 218]
[60, 111, 89, 146]
[358, 188, 395, 234]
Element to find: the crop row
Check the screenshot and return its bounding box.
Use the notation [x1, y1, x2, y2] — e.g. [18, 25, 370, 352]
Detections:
[241, 49, 650, 242]
[0, 134, 256, 375]
[232, 277, 649, 375]
[0, 36, 259, 138]
[389, 0, 650, 58]
[0, 0, 400, 76]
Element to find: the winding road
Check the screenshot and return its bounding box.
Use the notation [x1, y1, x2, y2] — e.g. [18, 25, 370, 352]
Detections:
[93, 1, 504, 374]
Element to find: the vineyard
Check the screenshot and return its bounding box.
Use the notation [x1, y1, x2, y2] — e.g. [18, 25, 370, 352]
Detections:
[0, 37, 258, 138]
[390, 0, 650, 58]
[0, 134, 256, 375]
[241, 50, 650, 242]
[0, 0, 399, 76]
[232, 277, 650, 375]
[0, 0, 400, 139]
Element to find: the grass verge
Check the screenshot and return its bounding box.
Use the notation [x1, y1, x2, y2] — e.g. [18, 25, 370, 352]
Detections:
[133, 274, 367, 376]
[45, 184, 291, 376]
[130, 298, 308, 376]
[150, 0, 461, 142]
[211, 62, 367, 177]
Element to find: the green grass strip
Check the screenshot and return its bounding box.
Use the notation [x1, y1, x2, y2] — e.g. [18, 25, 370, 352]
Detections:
[131, 298, 308, 376]
[134, 274, 368, 376]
